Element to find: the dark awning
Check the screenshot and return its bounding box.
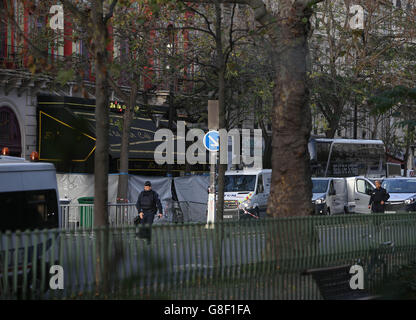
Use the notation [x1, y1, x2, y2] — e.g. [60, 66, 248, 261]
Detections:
[37, 94, 173, 161]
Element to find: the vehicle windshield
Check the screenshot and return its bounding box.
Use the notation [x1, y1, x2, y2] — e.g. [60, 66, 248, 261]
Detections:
[382, 179, 416, 193]
[0, 189, 59, 232]
[309, 140, 386, 178]
[225, 175, 256, 192]
[312, 179, 329, 194]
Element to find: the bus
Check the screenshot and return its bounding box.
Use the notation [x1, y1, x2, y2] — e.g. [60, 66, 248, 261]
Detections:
[308, 138, 386, 178]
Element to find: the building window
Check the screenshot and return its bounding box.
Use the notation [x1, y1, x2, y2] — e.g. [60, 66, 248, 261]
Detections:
[0, 106, 22, 156]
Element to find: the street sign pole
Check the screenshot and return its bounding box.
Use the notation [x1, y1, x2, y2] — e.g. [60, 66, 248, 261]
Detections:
[206, 151, 217, 228]
[206, 100, 219, 229]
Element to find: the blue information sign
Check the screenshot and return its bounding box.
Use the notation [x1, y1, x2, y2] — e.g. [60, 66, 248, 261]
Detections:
[203, 131, 219, 152]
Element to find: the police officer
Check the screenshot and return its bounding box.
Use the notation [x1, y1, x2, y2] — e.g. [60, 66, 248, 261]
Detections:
[136, 181, 163, 243]
[368, 180, 390, 213]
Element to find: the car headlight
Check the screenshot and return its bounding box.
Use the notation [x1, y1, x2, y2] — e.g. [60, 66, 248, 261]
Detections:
[315, 197, 326, 205]
[405, 198, 416, 204]
[239, 199, 252, 209]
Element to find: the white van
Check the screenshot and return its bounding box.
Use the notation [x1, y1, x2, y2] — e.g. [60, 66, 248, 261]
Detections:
[223, 169, 271, 219]
[0, 156, 60, 295]
[0, 156, 60, 231]
[312, 176, 376, 215]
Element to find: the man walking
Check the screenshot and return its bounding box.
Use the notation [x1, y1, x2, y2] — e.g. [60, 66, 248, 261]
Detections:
[368, 180, 390, 213]
[135, 181, 163, 243]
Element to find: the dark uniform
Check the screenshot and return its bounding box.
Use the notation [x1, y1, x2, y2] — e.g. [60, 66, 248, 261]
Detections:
[369, 187, 390, 213]
[136, 187, 163, 242]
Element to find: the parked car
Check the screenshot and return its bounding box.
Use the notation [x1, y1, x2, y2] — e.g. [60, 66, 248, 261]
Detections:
[382, 178, 416, 213]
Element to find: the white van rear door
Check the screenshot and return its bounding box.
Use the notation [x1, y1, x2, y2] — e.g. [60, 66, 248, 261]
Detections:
[255, 174, 267, 210]
[326, 180, 337, 213]
[355, 178, 373, 214]
[333, 179, 347, 214]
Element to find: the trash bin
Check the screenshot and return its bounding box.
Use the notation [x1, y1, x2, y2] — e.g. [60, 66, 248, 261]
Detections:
[77, 197, 94, 228]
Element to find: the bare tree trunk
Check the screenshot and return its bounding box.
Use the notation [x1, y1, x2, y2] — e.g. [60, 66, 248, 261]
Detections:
[92, 1, 110, 226]
[404, 148, 409, 177]
[324, 113, 341, 138]
[116, 83, 138, 203]
[353, 99, 358, 139]
[324, 123, 337, 138]
[403, 124, 412, 177]
[91, 0, 111, 296]
[259, 118, 272, 169]
[266, 1, 314, 217]
[371, 114, 379, 140]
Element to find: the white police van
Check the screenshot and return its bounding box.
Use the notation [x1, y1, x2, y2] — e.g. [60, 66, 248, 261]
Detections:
[223, 169, 271, 219]
[0, 155, 60, 296]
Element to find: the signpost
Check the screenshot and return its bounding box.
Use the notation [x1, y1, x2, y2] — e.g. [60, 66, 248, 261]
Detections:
[206, 101, 219, 228]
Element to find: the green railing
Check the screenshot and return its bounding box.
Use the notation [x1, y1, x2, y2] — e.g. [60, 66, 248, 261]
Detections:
[1, 213, 416, 300]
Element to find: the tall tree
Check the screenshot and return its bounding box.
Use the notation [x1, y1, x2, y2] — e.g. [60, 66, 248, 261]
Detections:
[168, 2, 259, 219]
[185, 0, 325, 216]
[108, 2, 156, 203]
[1, 0, 118, 225]
[309, 0, 416, 140]
[232, 0, 321, 217]
[370, 85, 416, 176]
[62, 0, 118, 226]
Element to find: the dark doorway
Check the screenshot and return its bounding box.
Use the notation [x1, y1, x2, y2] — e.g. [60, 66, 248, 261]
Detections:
[0, 106, 22, 156]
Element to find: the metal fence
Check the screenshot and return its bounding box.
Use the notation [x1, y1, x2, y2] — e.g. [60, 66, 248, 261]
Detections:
[59, 204, 138, 230]
[1, 213, 416, 300]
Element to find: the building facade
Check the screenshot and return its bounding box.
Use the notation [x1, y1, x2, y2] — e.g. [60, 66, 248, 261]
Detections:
[0, 1, 209, 175]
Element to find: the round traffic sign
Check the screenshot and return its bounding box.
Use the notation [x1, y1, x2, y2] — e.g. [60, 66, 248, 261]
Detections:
[203, 131, 219, 152]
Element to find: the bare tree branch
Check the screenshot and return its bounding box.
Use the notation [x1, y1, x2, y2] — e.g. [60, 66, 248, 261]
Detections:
[182, 3, 217, 38]
[104, 0, 119, 24]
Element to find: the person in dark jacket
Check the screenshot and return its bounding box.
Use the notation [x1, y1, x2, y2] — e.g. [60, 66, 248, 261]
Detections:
[135, 181, 163, 243]
[368, 180, 390, 213]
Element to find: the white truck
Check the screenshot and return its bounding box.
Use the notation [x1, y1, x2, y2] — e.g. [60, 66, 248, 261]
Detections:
[0, 155, 60, 295]
[0, 155, 60, 231]
[223, 169, 271, 219]
[312, 176, 376, 215]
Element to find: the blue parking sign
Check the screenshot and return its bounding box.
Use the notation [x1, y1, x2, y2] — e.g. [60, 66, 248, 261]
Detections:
[204, 131, 219, 152]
